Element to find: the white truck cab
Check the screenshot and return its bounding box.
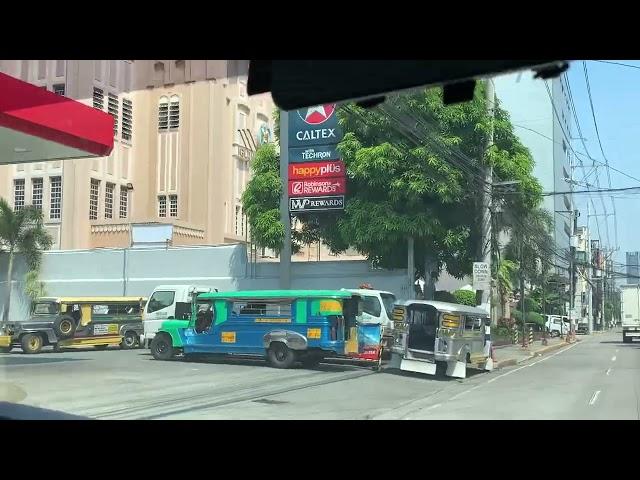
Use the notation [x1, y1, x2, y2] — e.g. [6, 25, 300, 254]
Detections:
[141, 285, 216, 348]
[343, 288, 397, 349]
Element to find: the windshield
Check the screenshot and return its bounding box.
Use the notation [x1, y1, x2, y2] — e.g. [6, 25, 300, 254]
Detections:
[0, 60, 632, 421]
[380, 293, 396, 318]
[32, 303, 58, 315]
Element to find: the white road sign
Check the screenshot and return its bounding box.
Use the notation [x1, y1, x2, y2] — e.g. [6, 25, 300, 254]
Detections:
[472, 262, 490, 290]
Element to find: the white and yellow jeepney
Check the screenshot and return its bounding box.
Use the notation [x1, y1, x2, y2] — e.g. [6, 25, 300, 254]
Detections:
[389, 300, 493, 379]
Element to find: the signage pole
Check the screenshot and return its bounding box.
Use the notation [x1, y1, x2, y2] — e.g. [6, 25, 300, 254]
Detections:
[279, 110, 292, 289]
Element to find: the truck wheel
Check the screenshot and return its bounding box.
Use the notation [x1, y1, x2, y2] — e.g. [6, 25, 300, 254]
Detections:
[267, 342, 297, 369]
[21, 333, 43, 354]
[54, 315, 76, 339]
[151, 333, 175, 361]
[120, 331, 138, 350]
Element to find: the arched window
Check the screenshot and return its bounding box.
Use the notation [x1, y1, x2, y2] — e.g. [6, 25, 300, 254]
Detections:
[159, 95, 180, 131]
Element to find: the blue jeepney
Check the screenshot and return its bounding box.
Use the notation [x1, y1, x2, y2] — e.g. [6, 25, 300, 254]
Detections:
[150, 289, 381, 369]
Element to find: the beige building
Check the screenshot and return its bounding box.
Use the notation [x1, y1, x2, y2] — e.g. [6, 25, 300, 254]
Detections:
[0, 60, 275, 250]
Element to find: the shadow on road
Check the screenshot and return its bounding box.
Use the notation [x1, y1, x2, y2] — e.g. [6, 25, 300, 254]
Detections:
[153, 353, 368, 373]
[599, 340, 639, 347]
[380, 366, 486, 382]
[0, 356, 86, 366]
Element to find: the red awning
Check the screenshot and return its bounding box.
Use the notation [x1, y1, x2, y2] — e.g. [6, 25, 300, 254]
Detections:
[0, 72, 114, 164]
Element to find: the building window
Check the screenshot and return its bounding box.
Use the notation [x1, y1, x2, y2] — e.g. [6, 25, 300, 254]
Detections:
[93, 87, 104, 110]
[169, 195, 178, 217]
[90, 179, 100, 220]
[169, 95, 180, 129]
[108, 93, 119, 136]
[234, 205, 245, 237]
[119, 186, 128, 219]
[158, 195, 167, 217]
[159, 95, 180, 131]
[158, 97, 168, 130]
[105, 182, 114, 219]
[50, 176, 62, 219]
[235, 109, 247, 144]
[13, 179, 25, 212]
[32, 178, 43, 211]
[121, 98, 132, 142]
[52, 83, 65, 96]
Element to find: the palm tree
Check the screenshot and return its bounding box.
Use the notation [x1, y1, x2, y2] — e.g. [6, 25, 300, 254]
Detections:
[496, 258, 518, 319]
[0, 198, 52, 325]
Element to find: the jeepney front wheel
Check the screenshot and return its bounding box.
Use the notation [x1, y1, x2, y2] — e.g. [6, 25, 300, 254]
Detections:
[21, 333, 43, 354]
[151, 333, 175, 361]
[267, 342, 297, 369]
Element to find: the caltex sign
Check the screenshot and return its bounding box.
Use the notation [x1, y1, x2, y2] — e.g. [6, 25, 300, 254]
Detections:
[287, 104, 346, 213]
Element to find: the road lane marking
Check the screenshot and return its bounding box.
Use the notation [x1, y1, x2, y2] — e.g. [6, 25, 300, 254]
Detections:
[589, 390, 601, 406]
[450, 384, 483, 400]
[487, 342, 578, 384]
[611, 356, 617, 362]
[606, 368, 612, 376]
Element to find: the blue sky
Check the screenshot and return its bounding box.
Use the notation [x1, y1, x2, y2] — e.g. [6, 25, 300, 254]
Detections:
[564, 60, 640, 272]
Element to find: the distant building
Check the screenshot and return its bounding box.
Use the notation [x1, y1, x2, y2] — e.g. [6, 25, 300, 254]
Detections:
[626, 251, 640, 284]
[494, 71, 574, 275]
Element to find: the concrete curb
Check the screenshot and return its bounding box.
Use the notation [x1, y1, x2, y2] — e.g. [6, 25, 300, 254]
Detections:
[495, 341, 573, 369]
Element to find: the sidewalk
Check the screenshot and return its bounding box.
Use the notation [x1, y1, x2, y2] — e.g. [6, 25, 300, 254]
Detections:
[493, 336, 576, 369]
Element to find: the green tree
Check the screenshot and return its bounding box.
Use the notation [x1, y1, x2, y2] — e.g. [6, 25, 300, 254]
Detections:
[0, 199, 52, 325]
[243, 82, 543, 288]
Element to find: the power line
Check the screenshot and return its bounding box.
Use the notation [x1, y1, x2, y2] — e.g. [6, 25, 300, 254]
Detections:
[595, 60, 640, 70]
[583, 61, 616, 248]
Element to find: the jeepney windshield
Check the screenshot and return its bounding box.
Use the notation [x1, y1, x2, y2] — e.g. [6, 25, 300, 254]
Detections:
[33, 302, 58, 315]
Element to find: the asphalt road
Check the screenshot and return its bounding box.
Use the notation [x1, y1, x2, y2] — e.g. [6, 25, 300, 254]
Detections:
[0, 330, 637, 419]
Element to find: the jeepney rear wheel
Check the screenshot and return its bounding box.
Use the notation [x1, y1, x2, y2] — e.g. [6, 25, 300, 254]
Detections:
[267, 342, 297, 369]
[21, 333, 43, 354]
[120, 331, 139, 350]
[151, 333, 175, 361]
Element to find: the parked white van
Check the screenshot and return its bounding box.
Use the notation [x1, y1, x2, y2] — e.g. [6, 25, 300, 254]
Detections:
[544, 315, 570, 337]
[141, 285, 216, 348]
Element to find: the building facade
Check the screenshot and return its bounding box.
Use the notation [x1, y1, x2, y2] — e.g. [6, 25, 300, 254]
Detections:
[494, 71, 574, 272]
[0, 60, 275, 250]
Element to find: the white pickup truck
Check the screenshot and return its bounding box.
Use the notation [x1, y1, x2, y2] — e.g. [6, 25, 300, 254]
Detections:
[620, 284, 640, 343]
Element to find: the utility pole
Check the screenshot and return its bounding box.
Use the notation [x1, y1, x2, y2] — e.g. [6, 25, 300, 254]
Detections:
[478, 79, 495, 316]
[407, 237, 415, 299]
[520, 237, 526, 347]
[279, 111, 292, 289]
[587, 202, 593, 334]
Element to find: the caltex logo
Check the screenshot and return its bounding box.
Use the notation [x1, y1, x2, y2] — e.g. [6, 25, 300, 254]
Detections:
[297, 104, 336, 125]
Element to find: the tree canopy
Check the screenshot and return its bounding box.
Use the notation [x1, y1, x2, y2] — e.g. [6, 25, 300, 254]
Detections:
[242, 81, 550, 283]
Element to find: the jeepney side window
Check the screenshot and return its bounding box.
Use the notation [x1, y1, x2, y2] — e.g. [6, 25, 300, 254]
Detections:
[464, 316, 482, 331]
[231, 301, 292, 317]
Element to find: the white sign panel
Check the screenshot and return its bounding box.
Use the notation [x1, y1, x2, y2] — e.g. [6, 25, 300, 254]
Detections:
[472, 262, 490, 290]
